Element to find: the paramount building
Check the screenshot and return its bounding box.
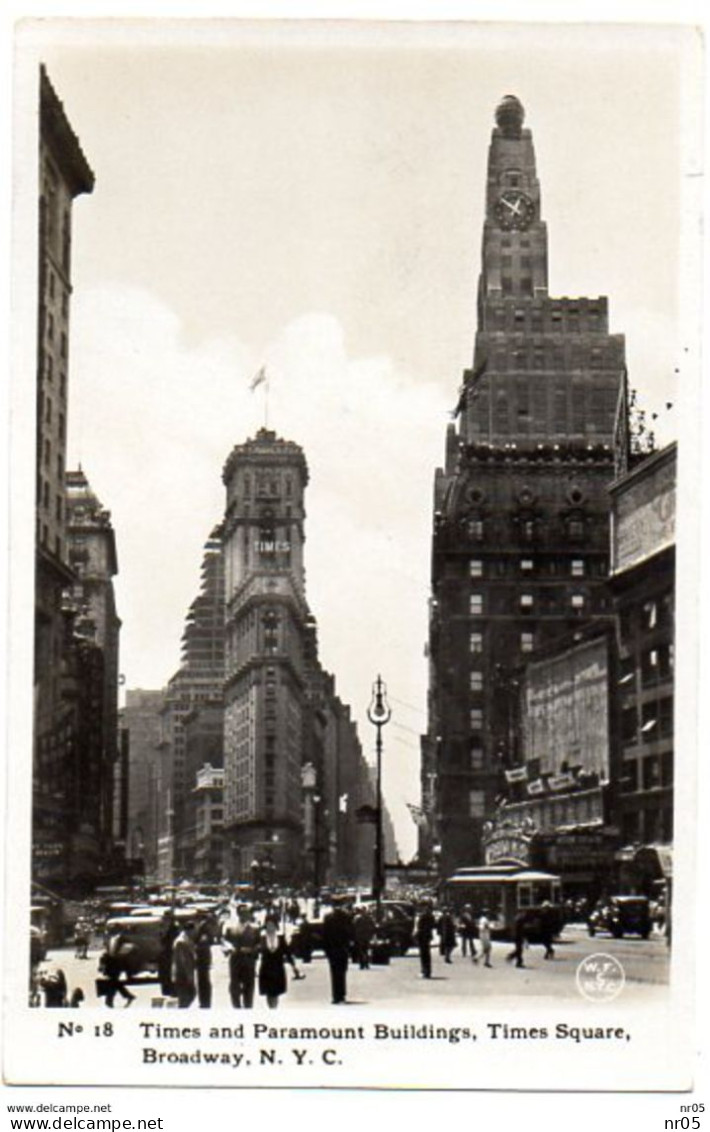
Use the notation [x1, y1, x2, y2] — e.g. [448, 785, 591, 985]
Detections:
[421, 96, 628, 876]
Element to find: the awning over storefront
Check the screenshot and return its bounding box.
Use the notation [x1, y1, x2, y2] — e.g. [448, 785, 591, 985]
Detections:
[615, 843, 673, 881]
[636, 844, 673, 878]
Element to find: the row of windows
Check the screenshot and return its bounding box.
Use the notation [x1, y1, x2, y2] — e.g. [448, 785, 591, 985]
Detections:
[621, 697, 674, 745]
[472, 382, 617, 433]
[621, 750, 673, 793]
[38, 521, 62, 559]
[619, 593, 674, 638]
[40, 439, 64, 484]
[500, 276, 533, 296]
[462, 517, 591, 541]
[468, 557, 587, 578]
[38, 400, 67, 445]
[37, 476, 62, 521]
[620, 805, 673, 845]
[470, 631, 535, 653]
[469, 789, 485, 818]
[486, 296, 604, 320]
[469, 592, 587, 615]
[481, 340, 613, 374]
[242, 474, 295, 499]
[638, 644, 674, 684]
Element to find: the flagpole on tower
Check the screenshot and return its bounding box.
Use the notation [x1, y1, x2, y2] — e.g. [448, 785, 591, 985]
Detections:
[249, 365, 269, 429]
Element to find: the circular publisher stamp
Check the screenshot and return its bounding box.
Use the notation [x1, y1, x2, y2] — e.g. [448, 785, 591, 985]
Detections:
[576, 953, 626, 1002]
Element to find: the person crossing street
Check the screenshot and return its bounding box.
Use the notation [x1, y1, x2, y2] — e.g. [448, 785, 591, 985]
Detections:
[322, 897, 354, 1004]
[414, 900, 436, 979]
[222, 905, 261, 1009]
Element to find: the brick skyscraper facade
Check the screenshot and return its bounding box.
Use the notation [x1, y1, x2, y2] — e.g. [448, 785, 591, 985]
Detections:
[33, 68, 97, 889]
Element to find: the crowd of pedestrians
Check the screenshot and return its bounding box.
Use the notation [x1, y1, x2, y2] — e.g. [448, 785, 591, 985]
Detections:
[412, 901, 498, 977]
[30, 890, 567, 1008]
[148, 902, 306, 1011]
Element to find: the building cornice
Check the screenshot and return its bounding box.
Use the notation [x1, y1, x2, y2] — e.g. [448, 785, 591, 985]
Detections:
[40, 66, 95, 197]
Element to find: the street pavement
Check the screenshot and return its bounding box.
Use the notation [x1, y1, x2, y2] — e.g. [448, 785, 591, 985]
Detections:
[42, 925, 669, 1011]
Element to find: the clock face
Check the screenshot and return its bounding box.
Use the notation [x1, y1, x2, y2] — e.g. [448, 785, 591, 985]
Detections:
[494, 189, 535, 230]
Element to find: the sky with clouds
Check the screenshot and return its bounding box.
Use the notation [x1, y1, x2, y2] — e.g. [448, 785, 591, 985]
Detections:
[15, 20, 699, 859]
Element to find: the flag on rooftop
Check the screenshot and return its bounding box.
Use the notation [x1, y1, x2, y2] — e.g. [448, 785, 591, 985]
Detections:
[249, 365, 267, 391]
[406, 802, 427, 829]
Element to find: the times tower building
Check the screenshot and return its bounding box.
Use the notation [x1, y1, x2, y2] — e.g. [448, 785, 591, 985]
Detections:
[423, 97, 627, 875]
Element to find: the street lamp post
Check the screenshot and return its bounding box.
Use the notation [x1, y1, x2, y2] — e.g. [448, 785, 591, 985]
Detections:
[313, 794, 322, 892]
[367, 674, 391, 918]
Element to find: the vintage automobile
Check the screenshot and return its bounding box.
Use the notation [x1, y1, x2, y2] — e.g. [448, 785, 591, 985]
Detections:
[376, 902, 416, 955]
[587, 895, 652, 939]
[103, 906, 214, 980]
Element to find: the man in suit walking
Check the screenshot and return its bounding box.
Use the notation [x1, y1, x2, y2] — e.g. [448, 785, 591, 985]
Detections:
[414, 900, 436, 979]
[222, 905, 261, 1008]
[322, 898, 354, 1004]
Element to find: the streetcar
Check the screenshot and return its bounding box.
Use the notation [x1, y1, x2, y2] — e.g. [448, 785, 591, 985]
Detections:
[441, 860, 565, 940]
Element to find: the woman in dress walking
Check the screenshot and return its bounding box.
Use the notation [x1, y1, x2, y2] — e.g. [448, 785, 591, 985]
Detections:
[257, 915, 302, 1009]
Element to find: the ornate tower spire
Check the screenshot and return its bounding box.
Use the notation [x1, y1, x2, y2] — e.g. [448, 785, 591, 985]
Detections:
[480, 95, 548, 303]
[453, 96, 624, 451]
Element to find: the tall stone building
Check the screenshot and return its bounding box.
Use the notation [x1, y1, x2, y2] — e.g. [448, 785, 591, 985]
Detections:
[122, 688, 164, 879]
[221, 428, 372, 886]
[423, 96, 627, 876]
[64, 470, 121, 845]
[33, 68, 96, 889]
[221, 429, 313, 881]
[155, 526, 225, 883]
[609, 443, 675, 867]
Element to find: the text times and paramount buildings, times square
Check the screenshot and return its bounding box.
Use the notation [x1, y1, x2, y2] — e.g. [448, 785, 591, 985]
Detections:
[33, 78, 675, 901]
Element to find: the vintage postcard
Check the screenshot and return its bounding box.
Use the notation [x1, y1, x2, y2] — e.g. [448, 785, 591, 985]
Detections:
[3, 15, 703, 1096]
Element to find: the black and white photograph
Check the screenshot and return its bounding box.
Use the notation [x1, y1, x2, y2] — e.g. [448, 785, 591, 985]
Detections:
[3, 10, 705, 1101]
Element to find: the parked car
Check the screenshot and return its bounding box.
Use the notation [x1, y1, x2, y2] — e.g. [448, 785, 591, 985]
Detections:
[376, 902, 415, 955]
[289, 918, 325, 962]
[103, 907, 212, 980]
[102, 915, 164, 979]
[587, 895, 652, 939]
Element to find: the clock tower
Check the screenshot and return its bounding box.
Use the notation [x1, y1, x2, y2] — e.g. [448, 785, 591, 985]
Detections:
[423, 97, 628, 876]
[483, 95, 547, 300]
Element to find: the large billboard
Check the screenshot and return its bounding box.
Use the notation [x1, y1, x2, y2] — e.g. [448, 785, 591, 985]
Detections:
[522, 635, 610, 782]
[611, 445, 676, 573]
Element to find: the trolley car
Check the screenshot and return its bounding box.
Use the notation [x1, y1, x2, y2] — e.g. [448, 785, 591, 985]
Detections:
[442, 860, 565, 940]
